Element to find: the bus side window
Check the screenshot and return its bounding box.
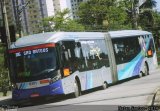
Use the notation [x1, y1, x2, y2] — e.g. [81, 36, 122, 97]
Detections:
[113, 37, 141, 64]
[80, 40, 109, 71]
[74, 42, 86, 70]
[60, 41, 79, 77]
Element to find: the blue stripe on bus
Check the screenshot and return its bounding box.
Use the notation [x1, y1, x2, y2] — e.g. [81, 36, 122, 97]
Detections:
[118, 37, 153, 80]
[132, 56, 143, 76]
[85, 72, 93, 90]
[118, 53, 144, 80]
[20, 83, 27, 89]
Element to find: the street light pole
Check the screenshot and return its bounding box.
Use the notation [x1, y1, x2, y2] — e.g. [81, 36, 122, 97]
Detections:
[131, 0, 139, 29]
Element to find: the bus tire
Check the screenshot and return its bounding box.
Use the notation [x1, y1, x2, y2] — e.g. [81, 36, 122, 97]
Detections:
[144, 62, 149, 76]
[101, 82, 108, 90]
[73, 80, 81, 98]
[139, 71, 143, 78]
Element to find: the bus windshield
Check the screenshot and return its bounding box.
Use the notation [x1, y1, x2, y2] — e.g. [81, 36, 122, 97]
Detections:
[10, 47, 57, 82]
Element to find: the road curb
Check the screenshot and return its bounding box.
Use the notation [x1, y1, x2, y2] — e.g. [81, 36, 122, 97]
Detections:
[147, 87, 160, 105]
[152, 88, 160, 105]
[0, 95, 11, 101]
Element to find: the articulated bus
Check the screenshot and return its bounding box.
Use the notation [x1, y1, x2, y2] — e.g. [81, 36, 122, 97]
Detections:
[9, 30, 158, 100]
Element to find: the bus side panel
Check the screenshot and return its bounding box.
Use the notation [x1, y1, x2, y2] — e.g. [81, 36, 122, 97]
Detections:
[147, 52, 158, 70]
[101, 66, 112, 84]
[146, 35, 158, 71]
[78, 71, 93, 91]
[117, 53, 144, 80]
[145, 53, 157, 71]
[61, 69, 103, 94]
[61, 66, 112, 93]
[112, 36, 143, 81]
[78, 70, 101, 91]
[78, 66, 112, 91]
[61, 73, 76, 94]
[116, 34, 158, 80]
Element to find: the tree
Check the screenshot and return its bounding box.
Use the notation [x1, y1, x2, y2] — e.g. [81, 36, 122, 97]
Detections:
[120, 0, 140, 29]
[150, 11, 160, 50]
[138, 0, 157, 30]
[77, 0, 129, 31]
[42, 9, 85, 32]
[140, 0, 157, 9]
[61, 20, 85, 32]
[0, 66, 9, 96]
[0, 45, 9, 96]
[153, 12, 160, 26]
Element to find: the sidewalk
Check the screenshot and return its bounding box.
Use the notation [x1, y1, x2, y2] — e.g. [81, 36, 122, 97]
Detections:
[150, 67, 160, 106]
[0, 91, 12, 101]
[0, 95, 11, 101]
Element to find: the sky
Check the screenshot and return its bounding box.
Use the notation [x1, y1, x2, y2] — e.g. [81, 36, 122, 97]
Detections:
[155, 0, 160, 12]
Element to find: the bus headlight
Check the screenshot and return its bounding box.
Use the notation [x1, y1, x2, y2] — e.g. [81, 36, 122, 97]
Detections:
[50, 74, 61, 84]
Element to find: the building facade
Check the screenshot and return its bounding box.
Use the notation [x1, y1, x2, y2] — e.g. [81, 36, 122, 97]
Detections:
[2, 0, 86, 35]
[53, 0, 86, 19]
[0, 0, 15, 26]
[12, 0, 55, 35]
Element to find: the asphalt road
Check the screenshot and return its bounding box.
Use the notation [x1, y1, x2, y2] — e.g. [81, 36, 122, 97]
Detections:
[1, 68, 160, 111]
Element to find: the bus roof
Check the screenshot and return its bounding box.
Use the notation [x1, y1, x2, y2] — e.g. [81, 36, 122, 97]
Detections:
[109, 30, 151, 38]
[10, 30, 152, 49]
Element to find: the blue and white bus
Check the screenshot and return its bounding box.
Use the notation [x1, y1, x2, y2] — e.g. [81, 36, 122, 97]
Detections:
[9, 30, 158, 100]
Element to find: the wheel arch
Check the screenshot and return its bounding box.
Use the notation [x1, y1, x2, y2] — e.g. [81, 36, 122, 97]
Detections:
[139, 60, 149, 77]
[75, 76, 81, 92]
[145, 61, 149, 72]
[102, 81, 109, 89]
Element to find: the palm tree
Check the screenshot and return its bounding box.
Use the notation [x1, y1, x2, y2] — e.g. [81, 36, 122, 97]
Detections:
[138, 0, 157, 30]
[140, 0, 157, 9]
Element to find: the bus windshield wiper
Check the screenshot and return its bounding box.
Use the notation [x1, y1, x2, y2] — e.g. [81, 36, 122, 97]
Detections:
[33, 68, 55, 76]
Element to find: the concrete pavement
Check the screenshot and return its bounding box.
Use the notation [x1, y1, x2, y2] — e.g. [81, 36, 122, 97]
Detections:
[149, 67, 160, 106]
[0, 68, 160, 111]
[0, 91, 12, 101]
[0, 95, 11, 101]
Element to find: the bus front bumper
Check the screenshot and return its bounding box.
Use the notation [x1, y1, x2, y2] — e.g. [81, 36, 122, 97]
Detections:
[12, 80, 64, 100]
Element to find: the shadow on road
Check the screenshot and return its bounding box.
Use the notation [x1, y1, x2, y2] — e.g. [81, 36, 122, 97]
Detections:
[0, 87, 102, 108]
[0, 76, 140, 108]
[0, 94, 71, 108]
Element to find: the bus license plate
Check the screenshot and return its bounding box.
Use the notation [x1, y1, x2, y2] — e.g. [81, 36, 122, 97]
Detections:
[29, 81, 37, 88]
[30, 93, 39, 98]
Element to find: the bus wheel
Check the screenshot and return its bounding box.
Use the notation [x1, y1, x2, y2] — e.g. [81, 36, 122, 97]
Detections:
[73, 80, 81, 98]
[144, 63, 149, 76]
[101, 82, 108, 90]
[139, 71, 143, 78]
